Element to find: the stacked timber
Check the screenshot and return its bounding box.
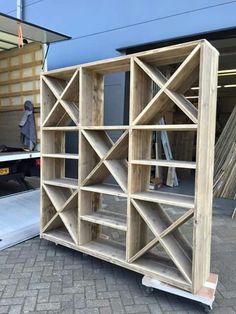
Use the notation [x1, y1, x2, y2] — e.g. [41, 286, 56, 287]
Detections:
[214, 106, 236, 199]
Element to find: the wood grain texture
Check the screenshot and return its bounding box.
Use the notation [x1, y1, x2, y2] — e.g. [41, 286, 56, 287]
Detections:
[40, 39, 219, 293]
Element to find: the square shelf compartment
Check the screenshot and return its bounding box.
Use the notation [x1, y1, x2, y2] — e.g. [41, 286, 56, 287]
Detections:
[42, 69, 80, 127]
[79, 191, 127, 233]
[80, 58, 130, 127]
[42, 129, 79, 160]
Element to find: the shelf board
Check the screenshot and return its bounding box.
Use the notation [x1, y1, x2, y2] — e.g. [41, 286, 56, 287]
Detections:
[81, 184, 126, 197]
[80, 239, 190, 290]
[131, 124, 198, 131]
[131, 160, 196, 169]
[80, 210, 127, 231]
[133, 253, 189, 287]
[80, 238, 126, 261]
[43, 178, 78, 189]
[42, 126, 79, 131]
[131, 191, 194, 208]
[83, 126, 129, 130]
[42, 153, 79, 160]
[42, 227, 74, 245]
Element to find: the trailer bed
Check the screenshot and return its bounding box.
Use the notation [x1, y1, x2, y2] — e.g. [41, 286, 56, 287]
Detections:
[0, 151, 40, 162]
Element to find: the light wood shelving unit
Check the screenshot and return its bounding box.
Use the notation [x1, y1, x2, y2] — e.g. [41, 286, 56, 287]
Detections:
[41, 40, 219, 293]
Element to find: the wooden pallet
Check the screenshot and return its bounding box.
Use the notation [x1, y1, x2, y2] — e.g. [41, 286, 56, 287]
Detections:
[40, 39, 219, 294]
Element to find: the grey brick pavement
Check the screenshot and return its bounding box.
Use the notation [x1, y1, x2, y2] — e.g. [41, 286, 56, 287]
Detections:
[0, 209, 236, 314]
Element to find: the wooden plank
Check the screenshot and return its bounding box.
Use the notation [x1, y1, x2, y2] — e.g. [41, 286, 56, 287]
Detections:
[132, 125, 198, 131]
[42, 126, 79, 131]
[83, 126, 129, 130]
[0, 75, 39, 86]
[43, 178, 78, 189]
[60, 209, 78, 244]
[132, 191, 194, 208]
[0, 89, 40, 98]
[42, 153, 79, 159]
[81, 184, 126, 197]
[105, 160, 128, 193]
[129, 57, 153, 123]
[192, 42, 219, 293]
[80, 211, 127, 231]
[131, 160, 196, 169]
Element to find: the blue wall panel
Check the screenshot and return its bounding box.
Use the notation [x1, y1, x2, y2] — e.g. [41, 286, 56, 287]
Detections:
[21, 0, 236, 68]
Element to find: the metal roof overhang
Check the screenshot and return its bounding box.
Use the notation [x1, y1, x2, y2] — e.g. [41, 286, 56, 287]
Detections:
[117, 26, 236, 54]
[0, 12, 71, 51]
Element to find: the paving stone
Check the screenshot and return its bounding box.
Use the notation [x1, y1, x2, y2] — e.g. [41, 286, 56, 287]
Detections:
[110, 297, 125, 313]
[36, 302, 61, 311]
[2, 285, 16, 298]
[86, 299, 110, 308]
[23, 296, 37, 312]
[148, 303, 163, 314]
[37, 289, 50, 303]
[0, 209, 235, 314]
[125, 304, 149, 313]
[8, 305, 22, 314]
[0, 306, 9, 314]
[75, 309, 99, 314]
[0, 298, 24, 306]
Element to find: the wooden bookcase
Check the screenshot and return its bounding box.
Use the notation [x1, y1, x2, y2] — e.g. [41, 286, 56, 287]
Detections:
[40, 40, 219, 293]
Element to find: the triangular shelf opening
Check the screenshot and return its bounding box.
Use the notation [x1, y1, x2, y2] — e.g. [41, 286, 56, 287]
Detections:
[43, 184, 75, 211]
[43, 68, 78, 98]
[41, 186, 58, 231]
[43, 102, 78, 127]
[41, 79, 57, 124]
[43, 225, 75, 245]
[82, 129, 128, 160]
[62, 70, 80, 104]
[42, 212, 62, 233]
[43, 75, 67, 98]
[82, 160, 128, 193]
[60, 207, 78, 244]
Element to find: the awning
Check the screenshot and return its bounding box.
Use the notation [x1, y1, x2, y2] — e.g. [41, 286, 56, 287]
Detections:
[0, 12, 71, 51]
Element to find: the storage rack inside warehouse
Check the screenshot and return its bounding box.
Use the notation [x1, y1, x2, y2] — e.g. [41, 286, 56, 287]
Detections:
[40, 39, 219, 293]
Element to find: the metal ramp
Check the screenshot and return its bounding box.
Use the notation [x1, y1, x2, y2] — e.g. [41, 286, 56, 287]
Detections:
[0, 190, 39, 250]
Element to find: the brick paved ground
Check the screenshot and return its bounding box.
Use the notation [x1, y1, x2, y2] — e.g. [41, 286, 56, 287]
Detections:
[0, 208, 236, 313]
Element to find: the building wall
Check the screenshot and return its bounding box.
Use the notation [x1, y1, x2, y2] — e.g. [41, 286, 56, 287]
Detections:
[0, 0, 236, 68]
[0, 0, 235, 138]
